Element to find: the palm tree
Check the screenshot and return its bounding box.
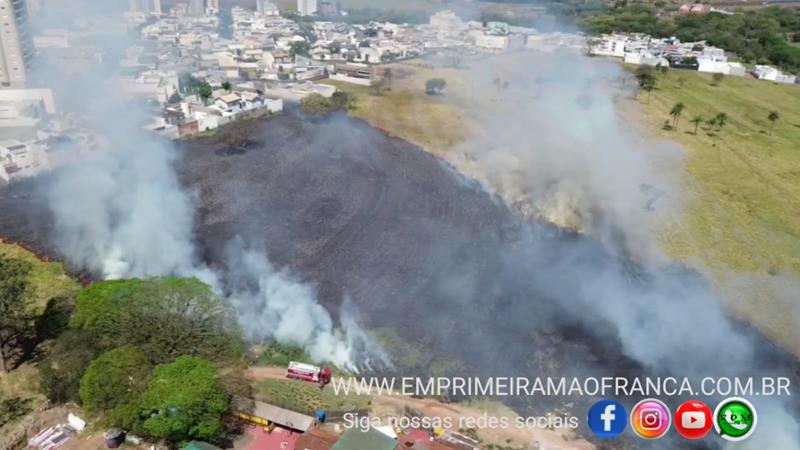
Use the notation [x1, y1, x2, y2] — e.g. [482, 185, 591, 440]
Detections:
[690, 115, 704, 135]
[669, 102, 685, 130]
[641, 77, 656, 104]
[715, 112, 728, 131]
[709, 113, 728, 131]
[768, 111, 780, 135]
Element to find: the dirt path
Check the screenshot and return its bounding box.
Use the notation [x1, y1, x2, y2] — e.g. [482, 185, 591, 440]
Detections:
[246, 367, 594, 450]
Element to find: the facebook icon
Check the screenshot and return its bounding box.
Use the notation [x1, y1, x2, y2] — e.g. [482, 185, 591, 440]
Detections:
[588, 400, 627, 438]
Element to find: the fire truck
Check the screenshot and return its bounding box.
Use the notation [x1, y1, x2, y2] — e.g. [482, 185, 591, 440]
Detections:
[286, 361, 332, 385]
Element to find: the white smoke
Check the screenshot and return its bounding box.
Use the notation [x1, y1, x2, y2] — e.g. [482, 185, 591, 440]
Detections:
[225, 243, 386, 370]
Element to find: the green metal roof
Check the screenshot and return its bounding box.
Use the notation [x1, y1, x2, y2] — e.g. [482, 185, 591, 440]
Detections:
[331, 428, 397, 450]
[182, 441, 222, 450]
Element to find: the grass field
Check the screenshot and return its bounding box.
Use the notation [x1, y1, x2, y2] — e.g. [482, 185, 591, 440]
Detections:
[628, 69, 800, 353]
[255, 378, 371, 414]
[635, 70, 800, 276]
[321, 61, 471, 157]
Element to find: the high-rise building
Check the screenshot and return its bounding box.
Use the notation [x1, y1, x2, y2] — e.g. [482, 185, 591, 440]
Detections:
[297, 0, 318, 16]
[189, 0, 206, 16]
[130, 0, 161, 15]
[318, 1, 341, 17]
[206, 0, 219, 14]
[0, 0, 33, 88]
[257, 0, 279, 16]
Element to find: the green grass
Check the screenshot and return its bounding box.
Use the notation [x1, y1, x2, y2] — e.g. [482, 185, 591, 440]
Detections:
[632, 68, 800, 353]
[255, 378, 371, 414]
[0, 242, 81, 313]
[254, 340, 312, 367]
[637, 70, 800, 273]
[0, 243, 80, 431]
[321, 63, 468, 157]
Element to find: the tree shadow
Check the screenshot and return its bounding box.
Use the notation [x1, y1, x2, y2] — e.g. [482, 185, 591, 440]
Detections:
[12, 296, 74, 370]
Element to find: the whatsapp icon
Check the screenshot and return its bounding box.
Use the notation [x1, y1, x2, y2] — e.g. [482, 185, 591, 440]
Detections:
[713, 398, 757, 441]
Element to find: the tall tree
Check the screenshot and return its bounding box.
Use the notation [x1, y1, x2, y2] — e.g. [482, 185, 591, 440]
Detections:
[221, 81, 232, 92]
[70, 278, 242, 365]
[0, 255, 31, 373]
[690, 115, 704, 135]
[670, 102, 685, 130]
[641, 76, 656, 104]
[197, 82, 213, 105]
[768, 111, 780, 135]
[138, 356, 229, 444]
[79, 346, 153, 419]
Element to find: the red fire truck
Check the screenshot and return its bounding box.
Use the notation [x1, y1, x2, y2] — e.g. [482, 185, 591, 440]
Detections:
[286, 361, 332, 385]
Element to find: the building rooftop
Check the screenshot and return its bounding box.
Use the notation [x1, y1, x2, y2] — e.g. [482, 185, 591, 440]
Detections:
[330, 428, 397, 450]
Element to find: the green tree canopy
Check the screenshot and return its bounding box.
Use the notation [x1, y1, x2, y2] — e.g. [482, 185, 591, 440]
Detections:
[425, 78, 447, 95]
[138, 356, 229, 444]
[197, 82, 213, 105]
[70, 277, 242, 365]
[290, 41, 311, 58]
[0, 255, 32, 373]
[300, 93, 334, 115]
[79, 346, 152, 419]
[39, 329, 100, 404]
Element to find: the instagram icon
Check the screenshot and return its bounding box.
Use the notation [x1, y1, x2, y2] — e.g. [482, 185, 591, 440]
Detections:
[631, 399, 671, 439]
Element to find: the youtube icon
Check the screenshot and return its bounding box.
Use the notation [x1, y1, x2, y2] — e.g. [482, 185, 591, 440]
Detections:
[675, 400, 713, 440]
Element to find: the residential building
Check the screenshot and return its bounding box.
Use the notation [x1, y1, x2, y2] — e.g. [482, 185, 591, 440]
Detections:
[474, 33, 509, 51]
[698, 59, 745, 77]
[297, 0, 318, 16]
[589, 34, 627, 58]
[0, 0, 34, 88]
[318, 1, 341, 17]
[257, 0, 280, 16]
[752, 65, 797, 84]
[189, 0, 206, 17]
[130, 0, 161, 14]
[207, 0, 220, 15]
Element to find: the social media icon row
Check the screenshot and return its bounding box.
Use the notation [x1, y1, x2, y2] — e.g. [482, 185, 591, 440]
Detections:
[587, 398, 757, 441]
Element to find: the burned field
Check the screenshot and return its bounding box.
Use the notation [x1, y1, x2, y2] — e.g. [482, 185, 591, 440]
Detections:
[1, 114, 798, 443]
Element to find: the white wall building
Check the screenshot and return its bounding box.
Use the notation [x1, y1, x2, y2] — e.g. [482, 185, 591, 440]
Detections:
[474, 33, 509, 51]
[698, 59, 745, 77]
[589, 34, 627, 58]
[297, 0, 318, 16]
[0, 0, 34, 88]
[752, 65, 797, 84]
[257, 0, 280, 16]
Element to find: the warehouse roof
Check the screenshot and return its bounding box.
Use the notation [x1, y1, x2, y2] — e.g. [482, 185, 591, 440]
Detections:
[232, 397, 315, 432]
[330, 428, 397, 450]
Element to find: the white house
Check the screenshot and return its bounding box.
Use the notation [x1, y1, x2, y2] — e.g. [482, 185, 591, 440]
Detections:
[214, 93, 243, 114]
[752, 65, 797, 84]
[589, 34, 628, 58]
[623, 51, 669, 67]
[474, 33, 509, 51]
[698, 59, 745, 77]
